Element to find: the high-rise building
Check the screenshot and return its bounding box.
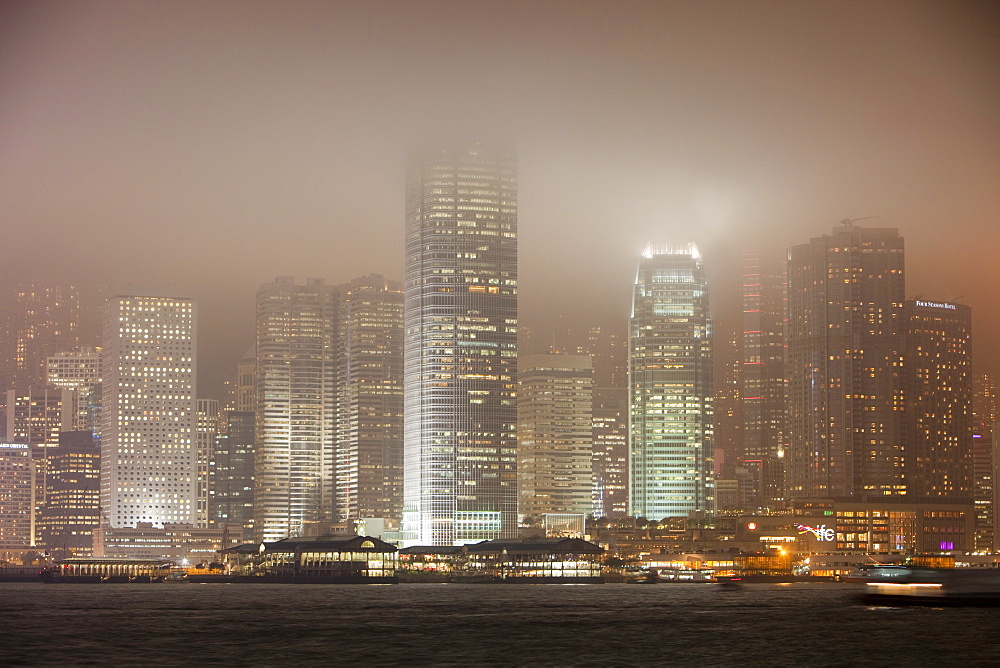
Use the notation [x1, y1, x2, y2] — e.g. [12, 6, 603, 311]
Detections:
[211, 409, 255, 532]
[592, 387, 629, 518]
[739, 250, 787, 509]
[234, 348, 256, 413]
[972, 373, 998, 551]
[254, 277, 337, 542]
[5, 388, 77, 533]
[336, 274, 404, 524]
[1, 283, 80, 392]
[403, 144, 518, 545]
[517, 353, 593, 520]
[196, 399, 219, 528]
[628, 244, 714, 520]
[0, 443, 34, 552]
[785, 224, 905, 501]
[47, 346, 102, 433]
[37, 430, 100, 556]
[905, 299, 973, 502]
[100, 295, 197, 529]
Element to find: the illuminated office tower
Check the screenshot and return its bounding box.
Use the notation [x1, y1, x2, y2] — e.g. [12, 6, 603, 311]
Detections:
[403, 145, 518, 545]
[100, 295, 197, 529]
[518, 353, 593, 519]
[1, 284, 80, 391]
[0, 443, 34, 550]
[739, 250, 787, 509]
[785, 224, 905, 500]
[47, 346, 102, 433]
[37, 430, 100, 556]
[336, 274, 404, 523]
[628, 244, 714, 520]
[905, 299, 973, 502]
[196, 399, 219, 528]
[592, 387, 628, 518]
[972, 373, 998, 551]
[255, 277, 336, 542]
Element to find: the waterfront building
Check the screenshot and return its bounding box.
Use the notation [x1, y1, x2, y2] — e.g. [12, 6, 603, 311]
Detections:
[336, 274, 404, 524]
[785, 224, 905, 500]
[517, 353, 593, 520]
[226, 534, 398, 582]
[254, 277, 337, 542]
[592, 387, 628, 518]
[904, 299, 973, 502]
[37, 430, 100, 556]
[739, 250, 787, 509]
[403, 144, 518, 545]
[96, 522, 244, 562]
[196, 399, 219, 528]
[100, 295, 197, 530]
[628, 243, 714, 520]
[0, 443, 34, 555]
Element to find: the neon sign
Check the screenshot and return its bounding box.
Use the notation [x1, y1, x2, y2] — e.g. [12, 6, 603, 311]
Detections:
[795, 523, 835, 541]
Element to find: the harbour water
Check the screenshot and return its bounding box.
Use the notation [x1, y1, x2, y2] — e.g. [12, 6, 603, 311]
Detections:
[4, 582, 1000, 665]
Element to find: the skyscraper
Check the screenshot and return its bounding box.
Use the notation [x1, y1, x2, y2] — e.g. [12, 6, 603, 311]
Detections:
[100, 295, 197, 529]
[517, 352, 593, 520]
[904, 298, 973, 502]
[785, 224, 905, 501]
[739, 249, 787, 509]
[1, 283, 80, 392]
[47, 346, 102, 434]
[628, 244, 714, 520]
[255, 277, 337, 542]
[403, 144, 518, 545]
[336, 274, 404, 524]
[592, 387, 629, 518]
[37, 430, 100, 556]
[196, 398, 219, 528]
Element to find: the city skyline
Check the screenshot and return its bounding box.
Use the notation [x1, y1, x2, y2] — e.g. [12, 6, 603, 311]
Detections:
[1, 1, 996, 399]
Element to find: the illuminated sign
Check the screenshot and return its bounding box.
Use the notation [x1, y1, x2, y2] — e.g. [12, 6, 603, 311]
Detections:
[915, 300, 956, 310]
[795, 523, 835, 541]
[747, 522, 758, 530]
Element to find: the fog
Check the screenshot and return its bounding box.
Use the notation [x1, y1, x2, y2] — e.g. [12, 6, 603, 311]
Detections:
[2, 0, 997, 396]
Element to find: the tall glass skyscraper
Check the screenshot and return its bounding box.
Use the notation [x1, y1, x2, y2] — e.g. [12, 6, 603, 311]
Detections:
[403, 145, 518, 545]
[628, 244, 714, 520]
[336, 274, 404, 524]
[255, 277, 337, 542]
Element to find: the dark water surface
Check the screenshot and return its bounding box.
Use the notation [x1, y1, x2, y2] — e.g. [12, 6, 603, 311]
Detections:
[3, 582, 999, 666]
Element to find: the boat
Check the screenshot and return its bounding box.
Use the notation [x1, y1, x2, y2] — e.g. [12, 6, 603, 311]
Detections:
[857, 565, 1000, 606]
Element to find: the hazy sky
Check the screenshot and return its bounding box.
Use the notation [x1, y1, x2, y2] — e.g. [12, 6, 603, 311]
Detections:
[2, 0, 997, 396]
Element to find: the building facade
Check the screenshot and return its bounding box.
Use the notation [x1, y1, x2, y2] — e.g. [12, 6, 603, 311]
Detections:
[785, 225, 905, 501]
[196, 399, 219, 528]
[628, 243, 714, 520]
[403, 144, 518, 545]
[517, 353, 593, 519]
[336, 274, 404, 523]
[739, 249, 787, 509]
[592, 387, 629, 518]
[37, 430, 100, 556]
[211, 409, 255, 533]
[0, 443, 34, 553]
[100, 295, 197, 529]
[904, 299, 973, 503]
[46, 346, 102, 433]
[254, 277, 337, 542]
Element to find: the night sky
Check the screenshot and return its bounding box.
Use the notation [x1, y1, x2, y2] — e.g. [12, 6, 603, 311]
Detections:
[2, 0, 997, 396]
